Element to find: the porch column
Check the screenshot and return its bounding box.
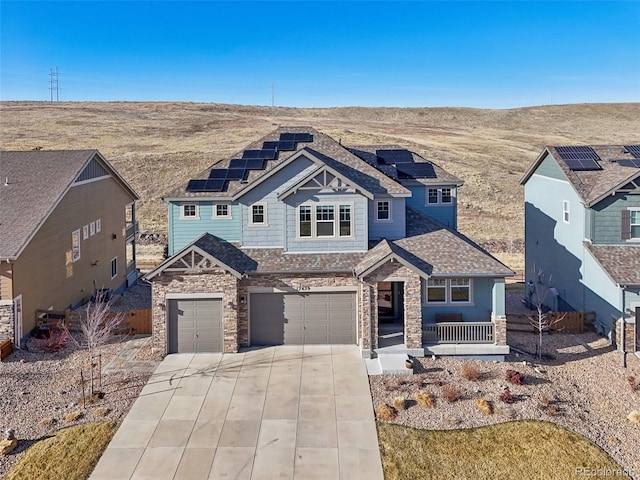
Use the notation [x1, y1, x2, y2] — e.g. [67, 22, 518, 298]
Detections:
[404, 275, 422, 349]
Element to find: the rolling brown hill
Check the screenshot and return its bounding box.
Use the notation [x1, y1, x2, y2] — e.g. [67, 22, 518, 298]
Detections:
[2, 101, 639, 269]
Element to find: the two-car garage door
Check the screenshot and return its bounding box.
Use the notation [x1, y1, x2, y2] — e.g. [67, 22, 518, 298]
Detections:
[250, 292, 356, 345]
[168, 299, 223, 353]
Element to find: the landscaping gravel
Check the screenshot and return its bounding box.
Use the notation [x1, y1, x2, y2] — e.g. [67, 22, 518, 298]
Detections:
[370, 331, 640, 477]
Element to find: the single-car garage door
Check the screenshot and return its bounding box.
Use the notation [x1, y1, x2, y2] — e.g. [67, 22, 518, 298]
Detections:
[250, 292, 356, 345]
[168, 298, 223, 353]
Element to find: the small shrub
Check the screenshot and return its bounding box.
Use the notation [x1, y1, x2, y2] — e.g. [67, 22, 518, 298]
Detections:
[475, 398, 493, 415]
[505, 369, 525, 385]
[628, 410, 640, 426]
[38, 417, 57, 427]
[499, 388, 515, 404]
[65, 410, 84, 422]
[393, 396, 407, 410]
[375, 403, 397, 422]
[461, 362, 481, 381]
[93, 407, 111, 417]
[539, 394, 551, 406]
[627, 376, 639, 392]
[414, 391, 434, 408]
[441, 384, 462, 403]
[544, 405, 558, 416]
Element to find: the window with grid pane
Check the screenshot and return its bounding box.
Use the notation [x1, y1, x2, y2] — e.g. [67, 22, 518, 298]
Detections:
[450, 278, 470, 302]
[251, 204, 265, 224]
[428, 188, 439, 204]
[441, 188, 452, 204]
[339, 205, 351, 236]
[632, 210, 640, 239]
[377, 201, 390, 220]
[316, 205, 334, 236]
[299, 205, 312, 237]
[427, 278, 446, 302]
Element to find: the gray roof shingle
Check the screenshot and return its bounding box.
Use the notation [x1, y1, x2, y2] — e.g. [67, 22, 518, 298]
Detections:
[0, 150, 97, 258]
[586, 243, 640, 286]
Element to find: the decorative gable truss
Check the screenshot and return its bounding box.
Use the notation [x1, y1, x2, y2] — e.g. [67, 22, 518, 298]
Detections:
[146, 245, 242, 280]
[278, 166, 374, 200]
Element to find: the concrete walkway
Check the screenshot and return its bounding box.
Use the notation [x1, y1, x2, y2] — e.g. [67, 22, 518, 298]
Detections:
[90, 345, 384, 480]
[102, 335, 159, 375]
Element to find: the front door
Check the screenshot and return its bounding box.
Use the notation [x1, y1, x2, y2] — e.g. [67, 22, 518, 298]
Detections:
[13, 295, 22, 347]
[377, 282, 404, 348]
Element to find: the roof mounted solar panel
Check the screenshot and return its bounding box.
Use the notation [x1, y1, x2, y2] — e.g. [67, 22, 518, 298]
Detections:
[185, 178, 226, 192]
[277, 141, 295, 151]
[279, 133, 295, 142]
[263, 141, 279, 150]
[229, 159, 246, 169]
[555, 146, 600, 161]
[624, 145, 640, 159]
[209, 169, 228, 179]
[616, 159, 640, 168]
[186, 179, 208, 191]
[204, 179, 226, 191]
[259, 149, 277, 159]
[376, 149, 414, 165]
[564, 159, 602, 171]
[396, 163, 437, 179]
[244, 158, 266, 170]
[293, 133, 313, 142]
[242, 150, 262, 159]
[225, 169, 247, 181]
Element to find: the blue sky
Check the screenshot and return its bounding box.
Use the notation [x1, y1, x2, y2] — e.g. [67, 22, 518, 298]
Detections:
[1, 1, 639, 108]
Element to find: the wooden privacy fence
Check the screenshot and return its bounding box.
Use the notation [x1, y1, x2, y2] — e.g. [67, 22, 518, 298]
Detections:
[37, 308, 152, 335]
[507, 311, 595, 334]
[0, 338, 13, 361]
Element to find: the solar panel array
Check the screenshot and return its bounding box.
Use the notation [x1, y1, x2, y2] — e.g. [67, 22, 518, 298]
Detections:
[185, 132, 314, 192]
[555, 146, 602, 171]
[617, 159, 640, 168]
[372, 149, 436, 179]
[396, 163, 437, 179]
[624, 145, 640, 159]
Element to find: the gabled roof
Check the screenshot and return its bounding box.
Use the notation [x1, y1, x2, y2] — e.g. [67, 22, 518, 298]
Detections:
[162, 126, 411, 200]
[348, 145, 464, 187]
[585, 243, 640, 286]
[354, 239, 432, 279]
[0, 150, 138, 259]
[521, 145, 640, 207]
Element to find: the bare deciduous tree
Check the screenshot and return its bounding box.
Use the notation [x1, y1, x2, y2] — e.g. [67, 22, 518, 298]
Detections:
[527, 266, 566, 360]
[65, 291, 125, 395]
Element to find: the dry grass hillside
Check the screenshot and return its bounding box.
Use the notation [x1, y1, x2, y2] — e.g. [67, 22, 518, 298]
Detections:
[2, 101, 639, 269]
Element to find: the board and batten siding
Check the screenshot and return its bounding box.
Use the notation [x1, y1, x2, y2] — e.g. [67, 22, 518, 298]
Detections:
[284, 191, 368, 252]
[592, 193, 640, 245]
[240, 158, 317, 248]
[12, 176, 133, 336]
[168, 202, 240, 254]
[406, 185, 457, 229]
[421, 277, 494, 323]
[368, 197, 406, 240]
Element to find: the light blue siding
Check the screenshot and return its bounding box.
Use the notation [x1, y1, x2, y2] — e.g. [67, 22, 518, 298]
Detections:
[368, 197, 406, 240]
[592, 193, 640, 245]
[406, 185, 457, 228]
[284, 191, 368, 252]
[168, 202, 240, 254]
[421, 278, 494, 323]
[536, 153, 566, 180]
[240, 157, 317, 248]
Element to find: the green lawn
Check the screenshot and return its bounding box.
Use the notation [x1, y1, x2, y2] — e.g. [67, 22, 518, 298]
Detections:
[378, 420, 630, 480]
[5, 422, 118, 480]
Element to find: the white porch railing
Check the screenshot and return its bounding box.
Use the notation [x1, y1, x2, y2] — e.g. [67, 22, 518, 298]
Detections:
[423, 322, 495, 344]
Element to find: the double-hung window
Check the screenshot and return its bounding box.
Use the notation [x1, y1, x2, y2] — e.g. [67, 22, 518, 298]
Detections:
[71, 230, 81, 262]
[377, 201, 390, 220]
[563, 200, 570, 224]
[428, 188, 439, 204]
[426, 278, 472, 304]
[250, 203, 266, 225]
[111, 257, 118, 279]
[428, 188, 453, 204]
[298, 204, 352, 239]
[441, 188, 452, 204]
[631, 210, 640, 239]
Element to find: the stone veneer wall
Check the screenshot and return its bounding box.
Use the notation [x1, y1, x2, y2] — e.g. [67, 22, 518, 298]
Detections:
[363, 262, 423, 350]
[239, 273, 360, 347]
[492, 315, 507, 346]
[0, 303, 14, 342]
[616, 319, 636, 353]
[151, 269, 239, 354]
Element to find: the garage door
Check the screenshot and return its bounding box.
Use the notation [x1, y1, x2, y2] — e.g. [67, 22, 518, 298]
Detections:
[250, 292, 356, 345]
[168, 298, 223, 353]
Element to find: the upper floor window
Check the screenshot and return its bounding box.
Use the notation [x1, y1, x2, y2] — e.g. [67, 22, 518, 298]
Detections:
[297, 204, 352, 239]
[111, 257, 118, 279]
[377, 201, 390, 221]
[632, 211, 640, 239]
[181, 203, 198, 219]
[250, 203, 266, 225]
[427, 187, 453, 205]
[563, 200, 570, 224]
[96, 219, 101, 233]
[425, 277, 472, 304]
[624, 209, 640, 240]
[71, 230, 81, 262]
[214, 204, 231, 219]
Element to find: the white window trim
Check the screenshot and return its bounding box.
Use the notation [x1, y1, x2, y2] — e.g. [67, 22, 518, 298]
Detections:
[562, 200, 570, 224]
[426, 187, 454, 206]
[72, 230, 81, 262]
[424, 278, 473, 305]
[82, 225, 89, 240]
[110, 257, 118, 280]
[180, 203, 199, 220]
[376, 200, 392, 222]
[89, 221, 96, 236]
[213, 204, 232, 219]
[296, 202, 354, 239]
[96, 218, 101, 233]
[249, 203, 268, 226]
[630, 207, 640, 241]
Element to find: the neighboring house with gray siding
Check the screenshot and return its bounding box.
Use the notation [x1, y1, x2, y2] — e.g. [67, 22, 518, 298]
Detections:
[0, 150, 139, 347]
[521, 145, 640, 349]
[148, 127, 513, 362]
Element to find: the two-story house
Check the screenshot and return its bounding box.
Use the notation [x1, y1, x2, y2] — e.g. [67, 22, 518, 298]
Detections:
[146, 128, 513, 361]
[0, 150, 139, 346]
[521, 145, 640, 351]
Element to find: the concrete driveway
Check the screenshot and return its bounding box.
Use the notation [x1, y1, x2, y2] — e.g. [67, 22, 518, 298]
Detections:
[90, 345, 384, 479]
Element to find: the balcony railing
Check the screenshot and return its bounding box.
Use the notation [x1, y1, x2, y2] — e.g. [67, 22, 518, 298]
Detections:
[423, 322, 495, 344]
[125, 221, 139, 241]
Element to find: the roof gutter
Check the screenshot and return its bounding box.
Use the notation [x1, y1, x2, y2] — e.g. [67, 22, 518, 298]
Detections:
[246, 269, 355, 275]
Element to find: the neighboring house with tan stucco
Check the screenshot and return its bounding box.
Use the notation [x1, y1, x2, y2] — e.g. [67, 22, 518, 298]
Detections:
[0, 150, 139, 346]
